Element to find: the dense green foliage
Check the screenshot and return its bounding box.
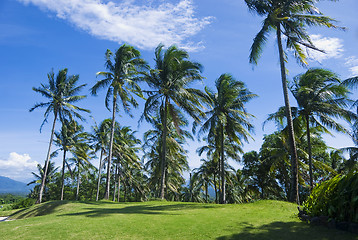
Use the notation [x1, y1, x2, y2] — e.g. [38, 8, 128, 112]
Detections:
[304, 172, 358, 223]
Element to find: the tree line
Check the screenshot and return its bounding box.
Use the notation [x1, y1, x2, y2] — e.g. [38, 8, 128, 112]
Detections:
[28, 0, 358, 205]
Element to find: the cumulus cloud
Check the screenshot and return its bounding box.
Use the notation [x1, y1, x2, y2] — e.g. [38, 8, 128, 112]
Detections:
[18, 0, 212, 51]
[345, 56, 358, 76]
[0, 152, 38, 182]
[307, 34, 344, 62]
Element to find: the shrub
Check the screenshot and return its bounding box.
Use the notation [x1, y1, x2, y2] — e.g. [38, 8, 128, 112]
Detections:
[11, 198, 36, 209]
[303, 172, 358, 223]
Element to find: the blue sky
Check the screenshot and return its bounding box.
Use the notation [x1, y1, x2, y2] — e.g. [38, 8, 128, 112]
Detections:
[0, 0, 357, 183]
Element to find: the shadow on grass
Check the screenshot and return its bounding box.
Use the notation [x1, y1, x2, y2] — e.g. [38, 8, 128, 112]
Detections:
[217, 221, 357, 240]
[12, 201, 69, 219]
[61, 203, 215, 218]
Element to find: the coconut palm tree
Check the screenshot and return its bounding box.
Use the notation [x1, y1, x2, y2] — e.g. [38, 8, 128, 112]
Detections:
[28, 161, 59, 201]
[141, 44, 205, 199]
[196, 74, 256, 203]
[30, 68, 89, 203]
[54, 120, 84, 200]
[90, 119, 112, 201]
[245, 0, 342, 203]
[91, 44, 147, 200]
[290, 68, 353, 189]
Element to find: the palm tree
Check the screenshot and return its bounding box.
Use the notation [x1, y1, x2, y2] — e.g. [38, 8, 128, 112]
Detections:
[290, 68, 353, 189]
[28, 161, 59, 201]
[196, 74, 257, 203]
[143, 112, 191, 200]
[54, 120, 83, 200]
[141, 44, 205, 199]
[30, 68, 89, 203]
[90, 119, 112, 201]
[69, 139, 95, 201]
[245, 0, 341, 203]
[91, 44, 147, 200]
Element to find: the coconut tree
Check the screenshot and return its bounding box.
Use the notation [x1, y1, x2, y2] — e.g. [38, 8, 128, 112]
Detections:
[91, 44, 147, 200]
[196, 74, 256, 203]
[245, 0, 342, 203]
[141, 44, 205, 199]
[28, 161, 59, 201]
[30, 68, 89, 203]
[90, 119, 112, 201]
[290, 68, 353, 189]
[54, 120, 84, 200]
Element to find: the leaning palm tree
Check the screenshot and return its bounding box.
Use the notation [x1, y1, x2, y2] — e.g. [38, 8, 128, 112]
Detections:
[30, 68, 89, 203]
[141, 44, 206, 199]
[245, 0, 342, 203]
[196, 74, 257, 203]
[290, 68, 353, 189]
[91, 44, 147, 200]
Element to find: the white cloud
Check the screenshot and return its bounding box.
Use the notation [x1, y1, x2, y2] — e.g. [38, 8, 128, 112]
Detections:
[18, 0, 212, 51]
[307, 34, 344, 62]
[345, 56, 358, 76]
[0, 152, 38, 182]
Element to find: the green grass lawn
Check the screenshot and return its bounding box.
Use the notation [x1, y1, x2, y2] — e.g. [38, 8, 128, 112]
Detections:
[0, 200, 356, 239]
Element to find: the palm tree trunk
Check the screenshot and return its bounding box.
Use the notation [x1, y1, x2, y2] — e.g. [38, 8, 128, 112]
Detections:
[37, 111, 58, 204]
[159, 98, 168, 200]
[205, 181, 208, 203]
[220, 125, 226, 204]
[60, 149, 67, 201]
[104, 95, 117, 200]
[214, 174, 217, 204]
[117, 168, 121, 202]
[76, 162, 80, 201]
[113, 164, 118, 201]
[96, 149, 104, 201]
[276, 24, 299, 204]
[306, 115, 313, 190]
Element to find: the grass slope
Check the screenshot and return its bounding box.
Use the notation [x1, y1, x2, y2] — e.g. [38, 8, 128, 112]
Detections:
[0, 200, 356, 240]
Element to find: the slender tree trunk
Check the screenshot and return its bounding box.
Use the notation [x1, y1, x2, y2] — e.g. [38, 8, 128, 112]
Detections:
[117, 168, 121, 202]
[159, 98, 168, 200]
[214, 174, 217, 204]
[205, 181, 208, 203]
[60, 149, 67, 201]
[113, 163, 118, 202]
[76, 162, 80, 201]
[276, 24, 299, 204]
[189, 172, 193, 202]
[306, 115, 313, 190]
[104, 96, 117, 200]
[37, 112, 58, 204]
[96, 149, 104, 201]
[220, 126, 226, 204]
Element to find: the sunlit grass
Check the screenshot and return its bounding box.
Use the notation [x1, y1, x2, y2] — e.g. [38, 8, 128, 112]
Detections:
[0, 200, 356, 239]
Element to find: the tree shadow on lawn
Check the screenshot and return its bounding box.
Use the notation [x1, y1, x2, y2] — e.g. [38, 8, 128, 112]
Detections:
[61, 203, 215, 218]
[12, 201, 69, 219]
[217, 221, 357, 240]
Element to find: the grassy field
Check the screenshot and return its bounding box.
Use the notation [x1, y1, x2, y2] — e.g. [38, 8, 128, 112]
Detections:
[0, 200, 356, 240]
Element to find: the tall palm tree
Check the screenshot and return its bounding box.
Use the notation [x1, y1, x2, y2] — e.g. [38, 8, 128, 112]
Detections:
[30, 68, 89, 203]
[91, 44, 147, 200]
[54, 120, 83, 200]
[196, 74, 257, 203]
[245, 0, 341, 203]
[290, 68, 353, 189]
[141, 44, 206, 199]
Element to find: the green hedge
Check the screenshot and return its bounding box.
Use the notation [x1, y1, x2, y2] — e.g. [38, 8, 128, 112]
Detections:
[303, 172, 358, 223]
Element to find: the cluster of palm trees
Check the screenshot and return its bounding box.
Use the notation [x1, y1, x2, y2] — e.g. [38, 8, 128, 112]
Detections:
[28, 0, 358, 204]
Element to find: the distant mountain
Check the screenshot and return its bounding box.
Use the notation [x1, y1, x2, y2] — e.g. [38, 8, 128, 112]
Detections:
[0, 176, 32, 195]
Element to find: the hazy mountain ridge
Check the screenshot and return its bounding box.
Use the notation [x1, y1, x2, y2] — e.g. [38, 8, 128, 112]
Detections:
[0, 176, 31, 194]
